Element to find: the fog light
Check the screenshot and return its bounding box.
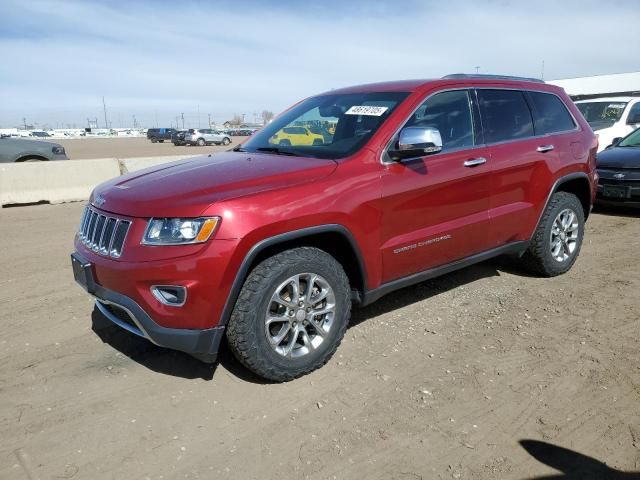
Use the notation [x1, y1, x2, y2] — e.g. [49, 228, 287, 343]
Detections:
[151, 285, 187, 307]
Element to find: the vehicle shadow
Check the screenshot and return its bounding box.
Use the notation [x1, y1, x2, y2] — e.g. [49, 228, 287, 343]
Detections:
[90, 255, 518, 383]
[519, 439, 640, 479]
[592, 204, 640, 218]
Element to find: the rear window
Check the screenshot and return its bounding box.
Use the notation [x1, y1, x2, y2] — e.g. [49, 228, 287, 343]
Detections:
[528, 92, 576, 135]
[478, 90, 534, 143]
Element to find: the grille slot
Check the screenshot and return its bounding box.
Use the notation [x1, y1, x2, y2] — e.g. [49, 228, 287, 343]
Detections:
[78, 206, 132, 258]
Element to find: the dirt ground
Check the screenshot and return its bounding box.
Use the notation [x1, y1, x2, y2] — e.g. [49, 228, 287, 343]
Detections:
[0, 203, 639, 480]
[54, 137, 245, 160]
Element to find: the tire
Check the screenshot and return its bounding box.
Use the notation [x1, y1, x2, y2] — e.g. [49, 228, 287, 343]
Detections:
[226, 247, 351, 382]
[197, 138, 206, 146]
[159, 140, 164, 143]
[150, 137, 157, 143]
[521, 191, 585, 277]
[222, 137, 231, 146]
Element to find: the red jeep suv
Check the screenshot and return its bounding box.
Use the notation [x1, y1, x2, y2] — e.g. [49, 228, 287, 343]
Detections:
[72, 74, 597, 381]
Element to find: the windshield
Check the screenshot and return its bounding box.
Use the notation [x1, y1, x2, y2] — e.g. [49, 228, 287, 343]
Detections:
[238, 92, 409, 159]
[576, 101, 627, 128]
[619, 128, 640, 147]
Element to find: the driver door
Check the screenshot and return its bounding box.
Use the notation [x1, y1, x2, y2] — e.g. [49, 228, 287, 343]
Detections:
[380, 89, 492, 283]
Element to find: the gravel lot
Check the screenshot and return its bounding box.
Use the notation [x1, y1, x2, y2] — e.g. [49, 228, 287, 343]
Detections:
[0, 203, 639, 479]
[54, 136, 245, 160]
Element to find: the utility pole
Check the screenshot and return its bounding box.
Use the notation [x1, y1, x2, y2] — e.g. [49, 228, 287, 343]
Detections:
[102, 96, 108, 130]
[540, 60, 545, 80]
[155, 111, 158, 128]
[197, 104, 200, 128]
[208, 113, 211, 127]
[132, 115, 137, 128]
[181, 112, 185, 129]
[23, 117, 27, 130]
[474, 66, 480, 74]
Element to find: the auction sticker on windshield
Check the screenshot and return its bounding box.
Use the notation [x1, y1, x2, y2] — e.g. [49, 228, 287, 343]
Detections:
[345, 105, 389, 116]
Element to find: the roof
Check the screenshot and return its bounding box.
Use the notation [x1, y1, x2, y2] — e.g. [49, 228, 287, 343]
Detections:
[547, 72, 640, 97]
[324, 76, 557, 96]
[575, 96, 638, 103]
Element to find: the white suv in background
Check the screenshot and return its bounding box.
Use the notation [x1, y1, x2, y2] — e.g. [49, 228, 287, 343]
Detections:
[575, 97, 640, 151]
[184, 129, 232, 147]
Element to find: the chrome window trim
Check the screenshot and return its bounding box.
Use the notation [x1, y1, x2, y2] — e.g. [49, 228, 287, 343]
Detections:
[380, 86, 581, 165]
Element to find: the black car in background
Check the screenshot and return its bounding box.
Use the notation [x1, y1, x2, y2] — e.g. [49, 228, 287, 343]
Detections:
[596, 127, 640, 207]
[171, 130, 188, 146]
[146, 128, 176, 143]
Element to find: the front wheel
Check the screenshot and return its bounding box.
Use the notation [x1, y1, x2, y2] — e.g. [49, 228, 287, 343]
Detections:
[150, 137, 157, 143]
[197, 138, 205, 146]
[521, 191, 585, 277]
[222, 137, 231, 146]
[226, 247, 351, 382]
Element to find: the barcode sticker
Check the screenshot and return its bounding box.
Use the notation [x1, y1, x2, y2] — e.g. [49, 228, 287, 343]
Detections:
[344, 105, 389, 116]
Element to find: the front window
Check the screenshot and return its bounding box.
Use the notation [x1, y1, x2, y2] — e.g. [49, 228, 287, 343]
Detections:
[576, 101, 627, 129]
[618, 128, 640, 148]
[237, 92, 409, 159]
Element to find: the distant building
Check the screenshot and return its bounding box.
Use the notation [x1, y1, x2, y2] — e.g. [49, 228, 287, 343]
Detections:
[548, 71, 640, 100]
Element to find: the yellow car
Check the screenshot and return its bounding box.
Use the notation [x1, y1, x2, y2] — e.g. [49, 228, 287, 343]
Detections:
[270, 126, 324, 146]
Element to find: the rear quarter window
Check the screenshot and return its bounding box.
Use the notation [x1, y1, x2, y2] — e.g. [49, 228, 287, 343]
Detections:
[527, 91, 576, 135]
[477, 89, 534, 143]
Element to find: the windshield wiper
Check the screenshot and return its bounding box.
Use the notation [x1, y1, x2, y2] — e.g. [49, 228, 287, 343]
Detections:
[255, 147, 299, 156]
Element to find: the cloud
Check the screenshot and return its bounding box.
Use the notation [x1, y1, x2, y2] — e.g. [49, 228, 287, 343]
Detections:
[0, 0, 638, 128]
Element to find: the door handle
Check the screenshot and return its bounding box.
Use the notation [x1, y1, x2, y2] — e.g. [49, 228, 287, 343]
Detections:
[463, 157, 487, 167]
[536, 145, 555, 153]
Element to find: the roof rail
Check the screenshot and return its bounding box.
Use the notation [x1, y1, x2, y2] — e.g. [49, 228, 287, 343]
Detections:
[442, 73, 544, 84]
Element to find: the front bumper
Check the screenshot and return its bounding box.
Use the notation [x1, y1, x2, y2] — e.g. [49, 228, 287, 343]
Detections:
[596, 168, 640, 206]
[71, 252, 224, 362]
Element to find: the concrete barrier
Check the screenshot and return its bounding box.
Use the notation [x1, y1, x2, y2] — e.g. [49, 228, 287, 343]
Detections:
[0, 158, 120, 206]
[0, 155, 202, 207]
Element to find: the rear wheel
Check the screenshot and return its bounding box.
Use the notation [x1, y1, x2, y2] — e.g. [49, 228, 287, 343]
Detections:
[521, 191, 585, 277]
[226, 247, 351, 382]
[197, 138, 206, 146]
[150, 137, 157, 143]
[222, 137, 231, 146]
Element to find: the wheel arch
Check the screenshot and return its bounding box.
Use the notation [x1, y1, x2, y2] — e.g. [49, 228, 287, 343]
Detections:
[16, 154, 48, 162]
[219, 225, 367, 326]
[552, 173, 592, 220]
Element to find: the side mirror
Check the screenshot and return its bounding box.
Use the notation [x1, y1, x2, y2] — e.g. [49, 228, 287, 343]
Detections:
[610, 137, 623, 148]
[390, 127, 443, 161]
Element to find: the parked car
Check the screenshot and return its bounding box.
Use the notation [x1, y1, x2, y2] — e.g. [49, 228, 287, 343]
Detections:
[146, 128, 176, 143]
[0, 137, 68, 162]
[575, 97, 640, 152]
[171, 130, 188, 146]
[72, 74, 597, 382]
[271, 126, 325, 146]
[30, 131, 51, 138]
[595, 127, 640, 207]
[184, 129, 232, 146]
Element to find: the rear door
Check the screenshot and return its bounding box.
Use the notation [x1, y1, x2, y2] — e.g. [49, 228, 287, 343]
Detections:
[380, 89, 492, 282]
[478, 88, 574, 247]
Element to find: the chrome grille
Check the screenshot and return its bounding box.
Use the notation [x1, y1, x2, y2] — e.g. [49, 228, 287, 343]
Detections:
[78, 206, 131, 258]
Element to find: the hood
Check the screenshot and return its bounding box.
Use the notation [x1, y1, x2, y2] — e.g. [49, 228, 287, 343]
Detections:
[597, 147, 640, 169]
[91, 151, 338, 217]
[1, 137, 62, 149]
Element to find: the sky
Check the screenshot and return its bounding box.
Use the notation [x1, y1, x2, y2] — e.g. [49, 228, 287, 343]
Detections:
[0, 0, 638, 129]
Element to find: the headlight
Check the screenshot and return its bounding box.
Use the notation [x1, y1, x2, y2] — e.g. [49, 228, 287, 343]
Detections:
[52, 146, 65, 155]
[142, 217, 220, 245]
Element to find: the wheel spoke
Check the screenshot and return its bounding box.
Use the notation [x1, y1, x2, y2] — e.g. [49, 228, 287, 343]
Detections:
[305, 274, 318, 304]
[266, 315, 287, 326]
[300, 329, 315, 351]
[269, 324, 291, 346]
[307, 318, 327, 337]
[283, 326, 300, 357]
